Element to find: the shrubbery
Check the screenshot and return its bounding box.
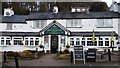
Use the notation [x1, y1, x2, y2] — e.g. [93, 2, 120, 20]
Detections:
[62, 49, 70, 54]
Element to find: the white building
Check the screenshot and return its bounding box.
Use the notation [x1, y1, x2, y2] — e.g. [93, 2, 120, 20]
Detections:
[0, 8, 120, 53]
[110, 1, 120, 50]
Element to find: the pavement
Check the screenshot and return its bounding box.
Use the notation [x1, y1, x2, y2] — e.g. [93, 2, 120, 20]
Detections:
[1, 53, 120, 68]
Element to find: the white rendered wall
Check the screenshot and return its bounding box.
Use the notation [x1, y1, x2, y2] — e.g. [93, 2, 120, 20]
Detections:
[0, 19, 119, 33]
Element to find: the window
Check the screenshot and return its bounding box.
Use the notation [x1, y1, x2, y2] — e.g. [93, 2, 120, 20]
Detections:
[98, 38, 103, 46]
[1, 40, 4, 45]
[30, 38, 34, 45]
[6, 38, 11, 45]
[70, 38, 74, 46]
[35, 38, 39, 45]
[81, 38, 85, 46]
[25, 38, 29, 45]
[97, 19, 113, 27]
[13, 38, 23, 45]
[44, 36, 49, 48]
[76, 38, 80, 45]
[33, 20, 46, 29]
[87, 38, 97, 46]
[105, 41, 109, 46]
[61, 36, 65, 47]
[6, 23, 12, 30]
[66, 19, 82, 27]
[105, 38, 109, 46]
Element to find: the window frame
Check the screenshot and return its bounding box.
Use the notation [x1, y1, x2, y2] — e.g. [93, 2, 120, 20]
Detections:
[97, 19, 113, 28]
[66, 19, 82, 28]
[33, 20, 47, 29]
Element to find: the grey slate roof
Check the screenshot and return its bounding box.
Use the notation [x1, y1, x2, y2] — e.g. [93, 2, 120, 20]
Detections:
[1, 11, 120, 23]
[27, 11, 120, 20]
[0, 31, 118, 36]
[70, 31, 118, 36]
[0, 15, 28, 23]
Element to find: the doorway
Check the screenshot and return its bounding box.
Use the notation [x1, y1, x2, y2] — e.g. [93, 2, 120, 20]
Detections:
[51, 35, 58, 53]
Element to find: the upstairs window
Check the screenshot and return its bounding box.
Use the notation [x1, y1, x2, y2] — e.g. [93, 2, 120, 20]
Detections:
[33, 20, 47, 29]
[97, 19, 113, 28]
[66, 19, 82, 27]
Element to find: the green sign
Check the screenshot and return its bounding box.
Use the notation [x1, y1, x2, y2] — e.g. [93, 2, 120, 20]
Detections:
[44, 25, 65, 35]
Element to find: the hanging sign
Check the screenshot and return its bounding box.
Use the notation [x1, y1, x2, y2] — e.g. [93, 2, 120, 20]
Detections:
[44, 25, 65, 35]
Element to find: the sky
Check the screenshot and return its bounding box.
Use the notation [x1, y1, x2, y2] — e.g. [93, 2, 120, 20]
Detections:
[102, 0, 120, 7]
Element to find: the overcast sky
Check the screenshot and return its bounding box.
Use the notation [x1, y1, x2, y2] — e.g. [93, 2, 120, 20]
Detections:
[102, 0, 120, 7]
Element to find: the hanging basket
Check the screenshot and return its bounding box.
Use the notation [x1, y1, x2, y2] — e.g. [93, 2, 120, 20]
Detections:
[39, 45, 43, 48]
[66, 45, 70, 48]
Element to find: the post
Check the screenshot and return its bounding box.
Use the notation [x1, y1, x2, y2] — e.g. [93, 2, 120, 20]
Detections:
[108, 49, 111, 62]
[43, 46, 45, 53]
[3, 51, 7, 63]
[14, 53, 19, 68]
[70, 51, 73, 63]
[60, 47, 62, 54]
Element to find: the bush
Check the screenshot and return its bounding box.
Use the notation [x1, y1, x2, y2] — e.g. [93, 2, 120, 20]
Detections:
[62, 49, 70, 54]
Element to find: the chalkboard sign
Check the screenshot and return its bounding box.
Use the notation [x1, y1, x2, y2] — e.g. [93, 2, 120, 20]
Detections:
[86, 49, 96, 62]
[73, 45, 85, 64]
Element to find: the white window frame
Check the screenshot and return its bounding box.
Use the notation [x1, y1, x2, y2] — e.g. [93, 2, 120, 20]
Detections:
[66, 19, 82, 28]
[24, 37, 40, 46]
[0, 37, 11, 46]
[33, 20, 47, 29]
[97, 19, 113, 28]
[13, 37, 23, 45]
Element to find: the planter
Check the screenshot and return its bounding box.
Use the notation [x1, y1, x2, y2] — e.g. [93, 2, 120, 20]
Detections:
[39, 45, 43, 48]
[66, 45, 70, 49]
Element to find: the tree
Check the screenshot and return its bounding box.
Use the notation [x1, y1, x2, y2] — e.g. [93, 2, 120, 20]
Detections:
[89, 2, 108, 12]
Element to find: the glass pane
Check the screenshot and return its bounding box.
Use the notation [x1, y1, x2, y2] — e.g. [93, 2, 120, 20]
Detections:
[98, 19, 104, 27]
[6, 40, 11, 45]
[44, 36, 49, 49]
[67, 20, 73, 27]
[1, 40, 4, 45]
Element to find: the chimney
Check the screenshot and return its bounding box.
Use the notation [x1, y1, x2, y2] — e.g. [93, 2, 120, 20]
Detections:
[53, 5, 58, 13]
[4, 7, 14, 16]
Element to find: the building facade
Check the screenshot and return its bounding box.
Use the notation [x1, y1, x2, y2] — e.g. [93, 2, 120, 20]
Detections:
[0, 9, 120, 53]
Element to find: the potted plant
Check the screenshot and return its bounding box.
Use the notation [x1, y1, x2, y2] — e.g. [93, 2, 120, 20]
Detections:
[39, 44, 43, 48]
[66, 45, 70, 49]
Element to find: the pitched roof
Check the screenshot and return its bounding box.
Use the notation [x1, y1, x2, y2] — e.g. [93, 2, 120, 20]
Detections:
[1, 11, 120, 23]
[0, 15, 28, 23]
[39, 20, 70, 34]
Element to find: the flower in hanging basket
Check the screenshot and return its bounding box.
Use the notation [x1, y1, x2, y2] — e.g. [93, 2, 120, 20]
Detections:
[39, 45, 43, 48]
[66, 45, 70, 48]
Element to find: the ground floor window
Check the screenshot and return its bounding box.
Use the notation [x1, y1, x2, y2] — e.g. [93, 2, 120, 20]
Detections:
[61, 36, 65, 47]
[105, 38, 109, 46]
[76, 38, 80, 45]
[24, 37, 40, 46]
[0, 37, 11, 45]
[98, 38, 103, 46]
[44, 36, 49, 48]
[6, 38, 11, 45]
[87, 38, 97, 46]
[70, 38, 74, 46]
[81, 38, 85, 46]
[13, 38, 23, 45]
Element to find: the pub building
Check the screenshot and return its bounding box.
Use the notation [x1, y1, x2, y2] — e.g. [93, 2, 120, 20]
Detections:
[0, 6, 120, 53]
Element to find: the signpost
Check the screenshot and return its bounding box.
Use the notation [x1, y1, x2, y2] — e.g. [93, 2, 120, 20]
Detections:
[73, 45, 85, 64]
[86, 49, 96, 62]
